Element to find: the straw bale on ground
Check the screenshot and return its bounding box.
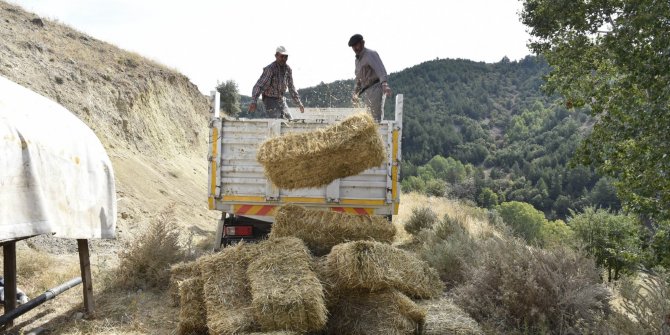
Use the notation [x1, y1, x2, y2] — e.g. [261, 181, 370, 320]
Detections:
[256, 112, 386, 189]
[326, 290, 426, 335]
[247, 237, 327, 333]
[244, 332, 299, 335]
[199, 242, 259, 335]
[270, 204, 396, 256]
[169, 260, 201, 306]
[325, 240, 444, 299]
[419, 297, 483, 335]
[177, 277, 208, 335]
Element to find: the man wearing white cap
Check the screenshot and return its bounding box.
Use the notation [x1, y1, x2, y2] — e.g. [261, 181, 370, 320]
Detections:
[249, 46, 305, 119]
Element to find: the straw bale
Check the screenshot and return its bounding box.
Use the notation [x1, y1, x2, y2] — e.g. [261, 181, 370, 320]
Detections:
[419, 297, 483, 335]
[247, 237, 327, 333]
[177, 277, 208, 335]
[256, 112, 386, 189]
[244, 332, 299, 335]
[169, 260, 201, 306]
[326, 290, 426, 335]
[325, 240, 445, 299]
[199, 242, 260, 335]
[270, 204, 396, 256]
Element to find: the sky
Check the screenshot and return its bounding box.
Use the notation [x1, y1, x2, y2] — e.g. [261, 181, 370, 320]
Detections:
[10, 0, 533, 95]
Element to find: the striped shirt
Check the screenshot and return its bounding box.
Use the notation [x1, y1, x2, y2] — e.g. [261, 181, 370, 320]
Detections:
[251, 61, 301, 104]
[354, 47, 388, 94]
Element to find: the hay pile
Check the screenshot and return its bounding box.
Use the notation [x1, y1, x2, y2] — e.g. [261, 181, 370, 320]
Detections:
[177, 277, 208, 335]
[326, 290, 426, 335]
[169, 260, 201, 306]
[247, 237, 327, 333]
[173, 211, 449, 335]
[198, 242, 259, 334]
[324, 240, 444, 299]
[270, 204, 396, 256]
[419, 298, 483, 335]
[256, 112, 386, 189]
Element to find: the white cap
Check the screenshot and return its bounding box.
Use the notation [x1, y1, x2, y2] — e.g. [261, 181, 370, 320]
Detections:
[276, 46, 288, 55]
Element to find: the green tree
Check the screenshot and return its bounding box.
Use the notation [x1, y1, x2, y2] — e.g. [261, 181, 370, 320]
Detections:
[478, 188, 499, 209]
[568, 207, 641, 281]
[521, 0, 670, 221]
[497, 201, 548, 245]
[216, 80, 241, 116]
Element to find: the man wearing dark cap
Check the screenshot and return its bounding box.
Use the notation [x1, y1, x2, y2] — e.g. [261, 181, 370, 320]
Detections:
[348, 34, 392, 121]
[249, 45, 305, 119]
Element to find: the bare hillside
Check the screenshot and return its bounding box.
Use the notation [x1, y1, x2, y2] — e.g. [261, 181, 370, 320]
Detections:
[0, 1, 219, 251]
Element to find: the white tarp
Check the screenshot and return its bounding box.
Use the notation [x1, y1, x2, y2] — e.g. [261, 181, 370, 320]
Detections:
[0, 75, 116, 241]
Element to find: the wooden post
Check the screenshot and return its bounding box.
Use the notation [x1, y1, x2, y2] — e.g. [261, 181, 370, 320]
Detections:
[2, 241, 17, 328]
[77, 239, 94, 315]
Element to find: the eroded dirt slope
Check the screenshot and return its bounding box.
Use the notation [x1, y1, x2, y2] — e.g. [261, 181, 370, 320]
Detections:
[0, 1, 219, 251]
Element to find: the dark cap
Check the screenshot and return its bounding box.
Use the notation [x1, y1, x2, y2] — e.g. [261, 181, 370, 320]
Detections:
[348, 34, 363, 47]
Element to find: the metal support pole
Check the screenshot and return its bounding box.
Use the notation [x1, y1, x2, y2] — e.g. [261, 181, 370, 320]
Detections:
[0, 277, 82, 326]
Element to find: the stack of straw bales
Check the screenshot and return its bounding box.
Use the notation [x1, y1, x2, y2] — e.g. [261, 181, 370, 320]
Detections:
[256, 112, 386, 189]
[270, 204, 396, 256]
[324, 240, 444, 299]
[419, 298, 484, 335]
[326, 290, 427, 335]
[172, 205, 449, 335]
[168, 260, 200, 306]
[173, 238, 326, 335]
[247, 237, 326, 333]
[198, 242, 259, 334]
[319, 241, 444, 334]
[177, 277, 207, 335]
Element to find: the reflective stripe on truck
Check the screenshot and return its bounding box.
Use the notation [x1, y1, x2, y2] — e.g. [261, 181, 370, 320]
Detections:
[232, 204, 375, 216]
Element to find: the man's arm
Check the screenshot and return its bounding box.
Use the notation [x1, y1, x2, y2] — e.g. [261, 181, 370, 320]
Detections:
[249, 66, 272, 112]
[368, 50, 392, 96]
[286, 69, 304, 113]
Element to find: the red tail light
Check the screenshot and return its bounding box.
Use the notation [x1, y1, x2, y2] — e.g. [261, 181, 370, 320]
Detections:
[224, 226, 253, 236]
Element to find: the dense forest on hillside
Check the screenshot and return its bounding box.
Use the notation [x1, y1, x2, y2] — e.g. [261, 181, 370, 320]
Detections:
[235, 56, 620, 220]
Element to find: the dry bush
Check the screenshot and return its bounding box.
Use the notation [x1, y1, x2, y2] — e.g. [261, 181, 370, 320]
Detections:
[404, 206, 439, 236]
[418, 215, 478, 286]
[116, 205, 186, 290]
[452, 238, 611, 334]
[257, 112, 386, 189]
[608, 270, 670, 334]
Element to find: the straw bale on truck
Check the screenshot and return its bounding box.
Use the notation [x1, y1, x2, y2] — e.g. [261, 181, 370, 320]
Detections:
[270, 204, 396, 256]
[247, 237, 327, 333]
[324, 240, 444, 299]
[207, 93, 403, 248]
[257, 112, 386, 190]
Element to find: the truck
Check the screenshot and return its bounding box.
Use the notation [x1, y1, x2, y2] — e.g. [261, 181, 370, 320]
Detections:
[207, 92, 403, 249]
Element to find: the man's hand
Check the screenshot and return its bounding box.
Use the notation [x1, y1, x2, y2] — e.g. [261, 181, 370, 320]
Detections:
[248, 102, 257, 113]
[352, 93, 360, 105]
[299, 104, 305, 113]
[382, 83, 392, 97]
